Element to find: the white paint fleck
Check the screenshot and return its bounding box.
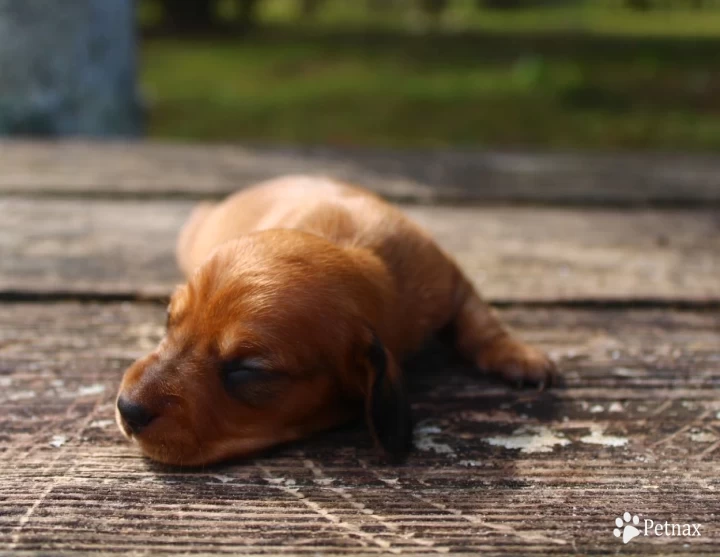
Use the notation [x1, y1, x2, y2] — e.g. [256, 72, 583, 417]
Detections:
[8, 390, 35, 401]
[284, 478, 296, 486]
[0, 377, 11, 387]
[689, 431, 717, 443]
[212, 475, 234, 484]
[50, 435, 67, 448]
[77, 384, 106, 396]
[265, 477, 286, 485]
[89, 420, 114, 429]
[414, 436, 455, 456]
[717, 411, 720, 420]
[589, 404, 604, 413]
[458, 460, 485, 467]
[50, 379, 65, 388]
[608, 402, 624, 413]
[614, 367, 639, 377]
[580, 425, 628, 447]
[6, 413, 38, 422]
[415, 424, 442, 435]
[313, 478, 335, 486]
[413, 422, 456, 456]
[484, 426, 570, 454]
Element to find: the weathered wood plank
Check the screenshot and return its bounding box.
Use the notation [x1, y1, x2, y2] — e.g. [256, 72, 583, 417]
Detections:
[1, 198, 718, 302]
[1, 303, 718, 555]
[2, 141, 720, 206]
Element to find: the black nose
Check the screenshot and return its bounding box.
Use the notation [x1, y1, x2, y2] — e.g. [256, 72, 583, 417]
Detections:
[117, 397, 156, 434]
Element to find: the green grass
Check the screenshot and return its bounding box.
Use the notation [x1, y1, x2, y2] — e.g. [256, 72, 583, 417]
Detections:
[142, 2, 720, 150]
[255, 0, 720, 37]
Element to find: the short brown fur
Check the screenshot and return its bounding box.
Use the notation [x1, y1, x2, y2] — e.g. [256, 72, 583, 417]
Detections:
[117, 176, 554, 466]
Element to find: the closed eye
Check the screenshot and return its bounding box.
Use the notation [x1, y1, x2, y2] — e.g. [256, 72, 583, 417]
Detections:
[221, 358, 287, 406]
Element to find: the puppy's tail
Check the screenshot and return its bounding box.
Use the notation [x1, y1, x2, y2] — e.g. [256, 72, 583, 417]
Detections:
[176, 202, 216, 277]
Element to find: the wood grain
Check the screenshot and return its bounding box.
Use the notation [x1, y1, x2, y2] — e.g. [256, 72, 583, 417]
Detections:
[1, 303, 718, 555]
[1, 140, 718, 556]
[1, 198, 718, 302]
[2, 141, 720, 206]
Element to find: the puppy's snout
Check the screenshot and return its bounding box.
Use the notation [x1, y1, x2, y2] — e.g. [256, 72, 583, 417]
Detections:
[117, 396, 156, 434]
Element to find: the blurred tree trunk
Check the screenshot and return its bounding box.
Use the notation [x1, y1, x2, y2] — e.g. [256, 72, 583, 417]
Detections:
[161, 0, 217, 31]
[300, 0, 325, 18]
[0, 0, 143, 136]
[367, 0, 403, 11]
[159, 0, 260, 33]
[237, 0, 260, 32]
[480, 0, 523, 8]
[419, 0, 448, 19]
[624, 0, 651, 9]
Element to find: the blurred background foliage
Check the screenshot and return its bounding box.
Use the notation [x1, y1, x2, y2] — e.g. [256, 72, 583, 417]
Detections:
[139, 0, 720, 150]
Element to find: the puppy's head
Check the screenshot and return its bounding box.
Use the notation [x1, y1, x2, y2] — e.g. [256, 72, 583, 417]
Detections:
[116, 230, 411, 466]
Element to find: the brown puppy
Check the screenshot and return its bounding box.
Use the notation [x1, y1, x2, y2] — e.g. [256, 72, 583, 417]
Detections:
[117, 176, 554, 466]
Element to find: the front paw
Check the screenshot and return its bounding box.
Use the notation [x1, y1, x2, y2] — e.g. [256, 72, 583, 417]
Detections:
[476, 337, 557, 389]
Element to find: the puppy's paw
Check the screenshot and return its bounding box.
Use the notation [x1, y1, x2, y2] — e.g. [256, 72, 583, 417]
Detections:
[476, 337, 556, 389]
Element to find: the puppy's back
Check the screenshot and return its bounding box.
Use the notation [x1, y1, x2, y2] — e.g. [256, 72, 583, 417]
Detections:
[176, 176, 380, 275]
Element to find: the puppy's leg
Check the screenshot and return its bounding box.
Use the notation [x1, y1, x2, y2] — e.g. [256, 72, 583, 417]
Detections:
[452, 281, 555, 387]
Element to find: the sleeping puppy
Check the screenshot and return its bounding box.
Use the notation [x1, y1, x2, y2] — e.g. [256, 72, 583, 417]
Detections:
[116, 176, 555, 466]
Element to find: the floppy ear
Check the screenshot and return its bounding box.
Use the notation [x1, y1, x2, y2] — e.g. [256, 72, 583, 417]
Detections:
[365, 333, 412, 462]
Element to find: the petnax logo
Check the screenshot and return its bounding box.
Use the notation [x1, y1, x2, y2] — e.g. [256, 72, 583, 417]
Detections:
[612, 512, 702, 544]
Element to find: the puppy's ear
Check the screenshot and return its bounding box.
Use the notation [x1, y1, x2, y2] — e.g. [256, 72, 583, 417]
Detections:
[364, 333, 412, 462]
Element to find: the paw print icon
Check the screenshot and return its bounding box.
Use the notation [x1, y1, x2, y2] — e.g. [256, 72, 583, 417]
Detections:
[614, 512, 641, 544]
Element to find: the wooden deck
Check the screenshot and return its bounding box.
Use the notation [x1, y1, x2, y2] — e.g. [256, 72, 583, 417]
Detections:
[0, 141, 718, 556]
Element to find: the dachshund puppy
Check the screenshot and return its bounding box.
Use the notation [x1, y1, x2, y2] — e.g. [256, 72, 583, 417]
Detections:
[116, 176, 555, 466]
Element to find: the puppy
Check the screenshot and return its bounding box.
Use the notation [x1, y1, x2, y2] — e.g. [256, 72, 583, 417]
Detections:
[116, 176, 555, 466]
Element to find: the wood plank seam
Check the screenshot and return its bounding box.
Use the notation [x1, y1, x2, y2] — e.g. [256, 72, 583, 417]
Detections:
[5, 189, 720, 210]
[3, 141, 720, 208]
[3, 293, 720, 310]
[3, 198, 717, 303]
